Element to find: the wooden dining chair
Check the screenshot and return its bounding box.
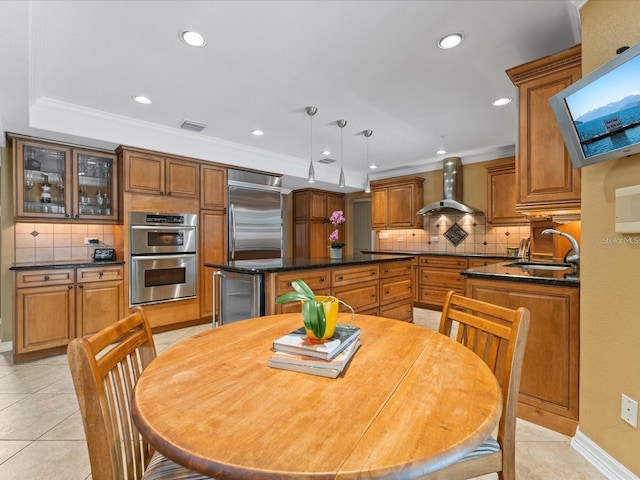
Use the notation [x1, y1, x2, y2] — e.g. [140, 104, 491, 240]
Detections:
[67, 306, 212, 480]
[420, 290, 530, 480]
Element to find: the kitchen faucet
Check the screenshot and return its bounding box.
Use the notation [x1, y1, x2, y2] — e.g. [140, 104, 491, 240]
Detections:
[541, 229, 580, 271]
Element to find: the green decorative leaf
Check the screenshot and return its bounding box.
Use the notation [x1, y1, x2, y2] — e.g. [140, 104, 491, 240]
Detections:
[275, 279, 315, 304]
[313, 300, 326, 338]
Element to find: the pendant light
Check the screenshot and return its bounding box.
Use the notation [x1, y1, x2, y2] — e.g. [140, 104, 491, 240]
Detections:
[337, 119, 347, 187]
[306, 106, 317, 183]
[363, 130, 373, 193]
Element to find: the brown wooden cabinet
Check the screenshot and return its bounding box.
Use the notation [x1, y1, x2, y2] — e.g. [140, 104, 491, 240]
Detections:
[13, 265, 124, 362]
[273, 269, 331, 314]
[418, 256, 468, 308]
[465, 277, 580, 436]
[11, 134, 119, 223]
[200, 164, 227, 210]
[507, 44, 582, 213]
[76, 265, 125, 337]
[379, 259, 413, 322]
[370, 176, 424, 229]
[486, 161, 528, 225]
[120, 147, 199, 198]
[293, 188, 345, 258]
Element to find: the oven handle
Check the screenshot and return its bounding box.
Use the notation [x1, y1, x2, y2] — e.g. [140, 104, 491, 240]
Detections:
[229, 203, 236, 260]
[130, 225, 193, 231]
[130, 253, 196, 261]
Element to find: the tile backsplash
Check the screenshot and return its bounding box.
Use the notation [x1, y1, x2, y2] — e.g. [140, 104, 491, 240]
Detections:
[14, 223, 120, 264]
[376, 213, 530, 255]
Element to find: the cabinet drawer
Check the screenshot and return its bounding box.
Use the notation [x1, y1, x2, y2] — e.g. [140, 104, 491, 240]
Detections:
[276, 288, 331, 314]
[420, 269, 464, 287]
[468, 258, 503, 268]
[275, 269, 330, 295]
[380, 299, 413, 323]
[333, 283, 378, 312]
[419, 256, 468, 269]
[419, 285, 462, 305]
[16, 269, 74, 288]
[380, 260, 413, 279]
[332, 265, 379, 287]
[77, 266, 124, 283]
[380, 277, 412, 304]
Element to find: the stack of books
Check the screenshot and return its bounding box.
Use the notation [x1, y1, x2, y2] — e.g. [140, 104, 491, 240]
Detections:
[268, 324, 361, 378]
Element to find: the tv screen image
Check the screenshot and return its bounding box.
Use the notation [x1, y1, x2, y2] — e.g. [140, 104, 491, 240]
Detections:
[550, 42, 640, 168]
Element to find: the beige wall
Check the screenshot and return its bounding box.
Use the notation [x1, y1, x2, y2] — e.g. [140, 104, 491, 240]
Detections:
[1, 146, 15, 342]
[580, 0, 640, 475]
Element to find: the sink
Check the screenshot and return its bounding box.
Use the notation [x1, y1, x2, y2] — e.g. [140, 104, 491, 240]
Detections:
[506, 262, 573, 271]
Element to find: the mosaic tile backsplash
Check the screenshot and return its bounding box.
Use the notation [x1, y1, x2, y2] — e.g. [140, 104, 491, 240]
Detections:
[14, 223, 120, 264]
[376, 213, 530, 255]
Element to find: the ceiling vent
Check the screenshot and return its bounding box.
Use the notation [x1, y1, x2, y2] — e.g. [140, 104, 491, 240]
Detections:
[180, 119, 207, 132]
[318, 158, 337, 164]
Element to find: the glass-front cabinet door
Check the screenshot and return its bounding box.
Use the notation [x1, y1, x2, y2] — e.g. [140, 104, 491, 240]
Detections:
[14, 136, 118, 222]
[74, 149, 117, 221]
[16, 139, 72, 219]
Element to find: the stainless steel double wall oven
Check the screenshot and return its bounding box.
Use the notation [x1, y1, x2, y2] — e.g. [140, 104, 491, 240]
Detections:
[129, 212, 197, 306]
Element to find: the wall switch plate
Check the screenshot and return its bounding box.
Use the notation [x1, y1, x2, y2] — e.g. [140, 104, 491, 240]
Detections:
[621, 394, 638, 427]
[431, 236, 439, 243]
[84, 237, 99, 245]
[397, 237, 404, 242]
[379, 232, 389, 239]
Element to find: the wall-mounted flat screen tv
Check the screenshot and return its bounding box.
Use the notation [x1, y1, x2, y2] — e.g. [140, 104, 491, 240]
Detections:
[550, 41, 640, 169]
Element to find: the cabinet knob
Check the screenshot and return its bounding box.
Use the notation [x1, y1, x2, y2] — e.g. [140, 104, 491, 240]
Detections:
[320, 277, 326, 282]
[385, 289, 390, 294]
[383, 269, 389, 274]
[68, 285, 73, 290]
[65, 214, 70, 218]
[338, 275, 344, 281]
[99, 271, 104, 277]
[370, 271, 376, 276]
[43, 275, 50, 281]
[78, 284, 83, 289]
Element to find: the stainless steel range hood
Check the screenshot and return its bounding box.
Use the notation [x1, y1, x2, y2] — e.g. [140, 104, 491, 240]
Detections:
[417, 157, 483, 215]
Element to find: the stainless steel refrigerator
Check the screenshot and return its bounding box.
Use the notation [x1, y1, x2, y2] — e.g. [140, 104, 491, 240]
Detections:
[216, 169, 283, 326]
[227, 169, 283, 261]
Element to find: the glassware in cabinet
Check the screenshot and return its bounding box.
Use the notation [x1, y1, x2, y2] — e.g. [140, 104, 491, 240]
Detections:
[16, 140, 72, 218]
[74, 149, 117, 220]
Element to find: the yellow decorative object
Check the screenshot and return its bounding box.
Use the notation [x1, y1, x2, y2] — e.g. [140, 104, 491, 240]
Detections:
[304, 296, 339, 341]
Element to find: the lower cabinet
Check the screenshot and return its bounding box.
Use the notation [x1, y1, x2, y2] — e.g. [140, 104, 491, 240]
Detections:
[13, 265, 124, 363]
[267, 260, 413, 322]
[418, 256, 468, 308]
[465, 277, 580, 436]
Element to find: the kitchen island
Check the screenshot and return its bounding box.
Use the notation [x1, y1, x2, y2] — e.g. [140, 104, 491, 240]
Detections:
[462, 260, 580, 436]
[205, 254, 415, 322]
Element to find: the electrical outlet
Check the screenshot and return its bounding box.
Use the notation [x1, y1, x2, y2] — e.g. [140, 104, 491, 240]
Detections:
[397, 237, 404, 242]
[621, 394, 638, 427]
[379, 232, 389, 239]
[84, 237, 99, 245]
[431, 236, 439, 243]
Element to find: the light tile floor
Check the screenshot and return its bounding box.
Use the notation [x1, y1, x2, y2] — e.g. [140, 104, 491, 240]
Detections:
[0, 309, 607, 479]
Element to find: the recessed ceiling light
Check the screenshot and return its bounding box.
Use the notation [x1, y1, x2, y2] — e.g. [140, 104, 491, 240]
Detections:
[180, 31, 206, 47]
[436, 148, 447, 155]
[438, 33, 463, 49]
[492, 97, 513, 106]
[321, 150, 331, 156]
[369, 164, 378, 169]
[251, 130, 264, 136]
[132, 95, 152, 105]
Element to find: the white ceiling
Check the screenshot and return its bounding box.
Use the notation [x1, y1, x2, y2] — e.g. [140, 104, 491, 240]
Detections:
[0, 0, 580, 193]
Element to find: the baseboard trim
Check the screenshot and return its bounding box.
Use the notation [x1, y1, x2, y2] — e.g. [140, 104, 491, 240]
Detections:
[572, 427, 639, 480]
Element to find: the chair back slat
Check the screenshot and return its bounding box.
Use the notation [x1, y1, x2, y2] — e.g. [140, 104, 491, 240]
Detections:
[68, 307, 157, 480]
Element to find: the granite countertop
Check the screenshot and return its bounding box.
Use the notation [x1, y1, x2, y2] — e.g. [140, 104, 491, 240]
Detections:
[205, 253, 413, 274]
[462, 261, 580, 286]
[364, 249, 512, 260]
[10, 260, 125, 271]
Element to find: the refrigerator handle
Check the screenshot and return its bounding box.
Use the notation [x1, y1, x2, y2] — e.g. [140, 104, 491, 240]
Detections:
[229, 203, 236, 260]
[212, 270, 225, 327]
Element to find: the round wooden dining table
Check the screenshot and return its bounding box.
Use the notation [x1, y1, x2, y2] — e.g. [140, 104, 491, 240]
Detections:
[132, 313, 502, 480]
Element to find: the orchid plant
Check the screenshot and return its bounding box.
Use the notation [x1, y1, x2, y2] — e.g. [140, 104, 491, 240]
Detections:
[329, 210, 346, 248]
[275, 279, 354, 338]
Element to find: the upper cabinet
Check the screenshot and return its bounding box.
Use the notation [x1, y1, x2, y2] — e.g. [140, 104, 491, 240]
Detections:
[200, 164, 227, 211]
[293, 189, 345, 258]
[119, 147, 199, 198]
[486, 161, 528, 225]
[507, 44, 582, 214]
[370, 176, 424, 229]
[12, 134, 118, 223]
